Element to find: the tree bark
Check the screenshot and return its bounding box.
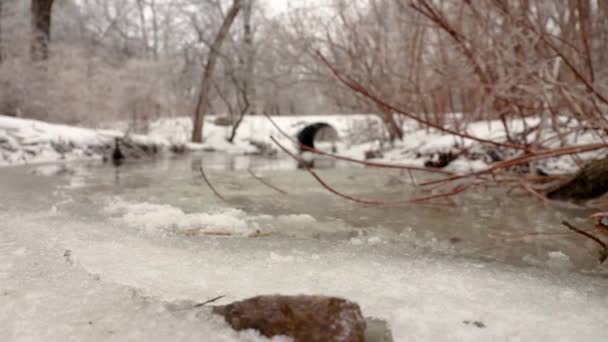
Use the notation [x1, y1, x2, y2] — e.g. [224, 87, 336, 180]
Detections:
[242, 0, 255, 115]
[576, 0, 593, 83]
[0, 0, 3, 63]
[227, 0, 255, 143]
[598, 0, 608, 68]
[191, 0, 242, 143]
[31, 0, 55, 61]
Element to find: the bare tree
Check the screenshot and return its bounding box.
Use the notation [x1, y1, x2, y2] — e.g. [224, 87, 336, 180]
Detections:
[241, 0, 255, 115]
[0, 0, 4, 63]
[31, 0, 55, 61]
[226, 0, 255, 142]
[191, 0, 242, 143]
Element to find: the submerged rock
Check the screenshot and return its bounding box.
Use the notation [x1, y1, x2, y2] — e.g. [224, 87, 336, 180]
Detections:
[212, 295, 366, 342]
[547, 159, 608, 200]
[424, 151, 458, 168]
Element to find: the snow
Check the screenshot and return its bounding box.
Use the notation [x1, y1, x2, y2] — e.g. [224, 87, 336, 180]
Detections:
[2, 206, 608, 341]
[103, 198, 349, 239]
[0, 114, 380, 167]
[0, 115, 115, 145]
[148, 114, 381, 155]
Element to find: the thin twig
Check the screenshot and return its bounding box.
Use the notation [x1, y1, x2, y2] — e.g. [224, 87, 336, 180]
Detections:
[193, 295, 226, 308]
[199, 166, 226, 201]
[316, 51, 530, 151]
[562, 221, 607, 249]
[519, 180, 549, 203]
[562, 220, 607, 263]
[407, 169, 418, 187]
[247, 168, 288, 195]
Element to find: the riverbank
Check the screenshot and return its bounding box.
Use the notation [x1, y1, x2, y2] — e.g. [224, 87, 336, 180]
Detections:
[0, 114, 379, 167]
[1, 114, 604, 175]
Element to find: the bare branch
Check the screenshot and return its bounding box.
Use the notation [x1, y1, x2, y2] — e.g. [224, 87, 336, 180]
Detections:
[199, 166, 226, 201]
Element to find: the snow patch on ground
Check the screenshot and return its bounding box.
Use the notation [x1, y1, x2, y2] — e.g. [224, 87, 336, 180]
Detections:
[0, 214, 292, 341]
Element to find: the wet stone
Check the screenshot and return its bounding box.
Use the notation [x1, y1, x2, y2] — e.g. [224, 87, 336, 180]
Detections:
[212, 295, 366, 342]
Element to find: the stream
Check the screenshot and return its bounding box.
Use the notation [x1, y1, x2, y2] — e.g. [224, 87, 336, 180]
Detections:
[1, 153, 608, 341]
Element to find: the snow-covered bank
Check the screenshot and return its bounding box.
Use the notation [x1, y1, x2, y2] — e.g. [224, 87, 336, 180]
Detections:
[2, 114, 605, 174]
[0, 114, 381, 167]
[0, 115, 171, 167]
[352, 117, 605, 174]
[147, 114, 382, 154]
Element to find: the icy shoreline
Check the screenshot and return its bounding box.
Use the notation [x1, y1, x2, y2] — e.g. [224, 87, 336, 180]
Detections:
[0, 114, 381, 167]
[0, 115, 169, 167]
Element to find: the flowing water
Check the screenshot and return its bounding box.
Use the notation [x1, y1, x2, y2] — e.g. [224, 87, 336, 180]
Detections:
[1, 153, 608, 341]
[5, 153, 600, 271]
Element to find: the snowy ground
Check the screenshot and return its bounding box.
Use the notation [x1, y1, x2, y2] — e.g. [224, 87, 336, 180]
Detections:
[2, 198, 608, 341]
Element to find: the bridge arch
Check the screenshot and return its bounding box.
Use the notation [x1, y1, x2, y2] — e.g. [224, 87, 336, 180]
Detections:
[296, 122, 338, 151]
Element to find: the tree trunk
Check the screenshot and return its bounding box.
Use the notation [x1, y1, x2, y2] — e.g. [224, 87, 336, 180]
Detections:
[227, 0, 255, 143]
[597, 0, 608, 69]
[191, 0, 242, 143]
[383, 112, 403, 142]
[31, 0, 55, 61]
[0, 0, 3, 63]
[576, 0, 593, 82]
[242, 0, 255, 115]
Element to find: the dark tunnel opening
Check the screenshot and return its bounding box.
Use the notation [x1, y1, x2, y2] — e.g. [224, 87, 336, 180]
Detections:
[296, 122, 337, 151]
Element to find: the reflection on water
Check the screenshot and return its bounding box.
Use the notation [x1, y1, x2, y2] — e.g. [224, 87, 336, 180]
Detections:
[2, 151, 607, 275]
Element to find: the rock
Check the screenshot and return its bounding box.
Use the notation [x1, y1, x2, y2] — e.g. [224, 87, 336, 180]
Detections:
[364, 150, 383, 160]
[170, 144, 187, 154]
[547, 159, 608, 200]
[424, 151, 457, 168]
[212, 295, 366, 342]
